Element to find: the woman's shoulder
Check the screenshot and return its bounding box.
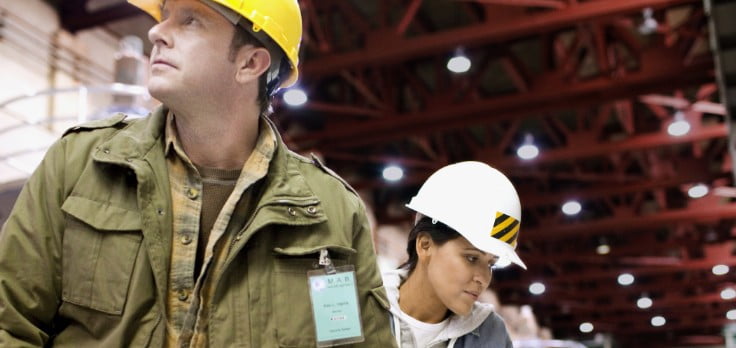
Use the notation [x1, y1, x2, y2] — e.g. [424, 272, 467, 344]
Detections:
[454, 311, 513, 348]
[477, 311, 510, 335]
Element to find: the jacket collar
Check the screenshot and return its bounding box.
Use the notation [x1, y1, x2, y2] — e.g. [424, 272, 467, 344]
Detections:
[92, 105, 168, 166]
[93, 105, 321, 206]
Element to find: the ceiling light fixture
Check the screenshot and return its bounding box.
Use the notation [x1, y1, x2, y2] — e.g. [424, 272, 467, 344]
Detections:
[638, 8, 659, 35]
[447, 49, 471, 73]
[517, 133, 539, 160]
[562, 200, 582, 216]
[637, 296, 653, 309]
[721, 288, 736, 300]
[617, 273, 635, 286]
[712, 264, 730, 276]
[529, 282, 546, 295]
[382, 165, 404, 182]
[579, 322, 594, 333]
[667, 111, 691, 136]
[688, 183, 709, 198]
[283, 88, 308, 106]
[651, 316, 666, 327]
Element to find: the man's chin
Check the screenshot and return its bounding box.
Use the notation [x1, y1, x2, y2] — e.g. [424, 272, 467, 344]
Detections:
[147, 85, 171, 104]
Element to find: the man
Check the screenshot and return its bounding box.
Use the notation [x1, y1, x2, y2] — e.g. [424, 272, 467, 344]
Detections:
[0, 0, 396, 347]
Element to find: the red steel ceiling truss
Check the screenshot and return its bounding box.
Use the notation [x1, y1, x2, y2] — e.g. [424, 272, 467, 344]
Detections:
[275, 0, 733, 345]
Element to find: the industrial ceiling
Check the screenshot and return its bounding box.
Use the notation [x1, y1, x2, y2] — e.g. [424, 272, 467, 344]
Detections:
[29, 0, 736, 346]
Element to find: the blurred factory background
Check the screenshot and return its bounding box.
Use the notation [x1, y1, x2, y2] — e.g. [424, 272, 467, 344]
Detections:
[1, 0, 736, 347]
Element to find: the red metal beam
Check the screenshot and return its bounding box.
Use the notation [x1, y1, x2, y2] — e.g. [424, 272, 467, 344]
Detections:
[293, 48, 712, 149]
[524, 203, 736, 241]
[288, 101, 384, 118]
[302, 0, 699, 77]
[488, 125, 727, 169]
[396, 0, 424, 35]
[460, 0, 567, 9]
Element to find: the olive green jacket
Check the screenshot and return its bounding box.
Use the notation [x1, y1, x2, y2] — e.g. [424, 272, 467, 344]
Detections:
[0, 106, 396, 347]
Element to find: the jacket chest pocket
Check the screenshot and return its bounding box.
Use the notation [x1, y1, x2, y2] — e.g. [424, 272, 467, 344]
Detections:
[61, 196, 143, 315]
[272, 244, 356, 347]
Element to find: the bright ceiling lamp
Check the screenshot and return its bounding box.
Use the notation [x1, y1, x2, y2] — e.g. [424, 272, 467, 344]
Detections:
[721, 288, 736, 300]
[561, 200, 582, 216]
[712, 264, 730, 276]
[637, 296, 653, 309]
[617, 273, 635, 286]
[382, 165, 404, 182]
[667, 111, 691, 136]
[728, 309, 736, 320]
[516, 134, 539, 160]
[579, 322, 594, 333]
[283, 88, 308, 106]
[650, 316, 666, 327]
[687, 183, 708, 198]
[447, 49, 471, 73]
[638, 7, 659, 35]
[596, 238, 610, 255]
[529, 282, 546, 295]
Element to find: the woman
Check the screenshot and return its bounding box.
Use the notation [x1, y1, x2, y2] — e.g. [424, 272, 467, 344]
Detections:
[383, 161, 526, 347]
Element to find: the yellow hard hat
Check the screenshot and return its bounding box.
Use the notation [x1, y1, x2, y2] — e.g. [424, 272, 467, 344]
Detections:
[128, 0, 302, 88]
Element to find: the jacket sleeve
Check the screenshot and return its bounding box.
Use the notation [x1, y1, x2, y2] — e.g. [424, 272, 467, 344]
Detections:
[0, 139, 67, 346]
[351, 199, 398, 347]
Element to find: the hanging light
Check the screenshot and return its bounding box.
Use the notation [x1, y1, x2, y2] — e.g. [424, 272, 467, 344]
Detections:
[721, 288, 736, 300]
[712, 264, 730, 276]
[667, 111, 691, 136]
[283, 88, 308, 106]
[617, 273, 635, 286]
[638, 8, 659, 35]
[517, 133, 539, 160]
[579, 322, 594, 333]
[529, 282, 546, 295]
[382, 165, 404, 182]
[637, 296, 653, 309]
[688, 183, 709, 198]
[447, 48, 471, 73]
[562, 200, 582, 216]
[727, 309, 736, 320]
[650, 316, 666, 327]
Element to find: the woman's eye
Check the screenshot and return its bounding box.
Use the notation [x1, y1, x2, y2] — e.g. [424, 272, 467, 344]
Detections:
[465, 255, 478, 263]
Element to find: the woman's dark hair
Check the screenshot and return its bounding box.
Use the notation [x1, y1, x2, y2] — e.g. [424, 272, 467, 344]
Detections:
[399, 216, 461, 273]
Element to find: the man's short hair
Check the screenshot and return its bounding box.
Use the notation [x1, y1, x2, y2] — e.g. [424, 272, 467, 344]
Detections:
[229, 27, 271, 116]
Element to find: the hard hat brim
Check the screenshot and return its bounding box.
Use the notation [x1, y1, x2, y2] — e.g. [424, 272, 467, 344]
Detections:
[407, 202, 527, 270]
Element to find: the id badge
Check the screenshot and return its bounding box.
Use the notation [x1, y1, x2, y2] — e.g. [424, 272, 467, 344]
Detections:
[307, 265, 365, 347]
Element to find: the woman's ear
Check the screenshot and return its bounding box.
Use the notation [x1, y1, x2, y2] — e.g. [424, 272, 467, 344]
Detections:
[415, 233, 434, 261]
[235, 46, 271, 84]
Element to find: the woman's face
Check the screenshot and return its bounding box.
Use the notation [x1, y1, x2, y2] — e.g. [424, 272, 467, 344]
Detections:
[424, 235, 497, 316]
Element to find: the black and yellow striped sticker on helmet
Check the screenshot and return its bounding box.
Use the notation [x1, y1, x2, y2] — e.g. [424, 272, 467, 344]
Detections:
[491, 212, 519, 248]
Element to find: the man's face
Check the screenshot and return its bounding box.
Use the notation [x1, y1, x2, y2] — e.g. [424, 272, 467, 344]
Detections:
[147, 0, 238, 105]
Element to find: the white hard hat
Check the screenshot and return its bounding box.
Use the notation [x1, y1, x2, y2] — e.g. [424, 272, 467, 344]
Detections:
[406, 161, 526, 269]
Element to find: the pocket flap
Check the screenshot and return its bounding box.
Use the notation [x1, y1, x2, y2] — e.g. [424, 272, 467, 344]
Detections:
[273, 245, 357, 257]
[62, 196, 141, 231]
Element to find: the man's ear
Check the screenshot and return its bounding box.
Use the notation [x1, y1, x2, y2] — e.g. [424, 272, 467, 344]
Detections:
[235, 46, 271, 84]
